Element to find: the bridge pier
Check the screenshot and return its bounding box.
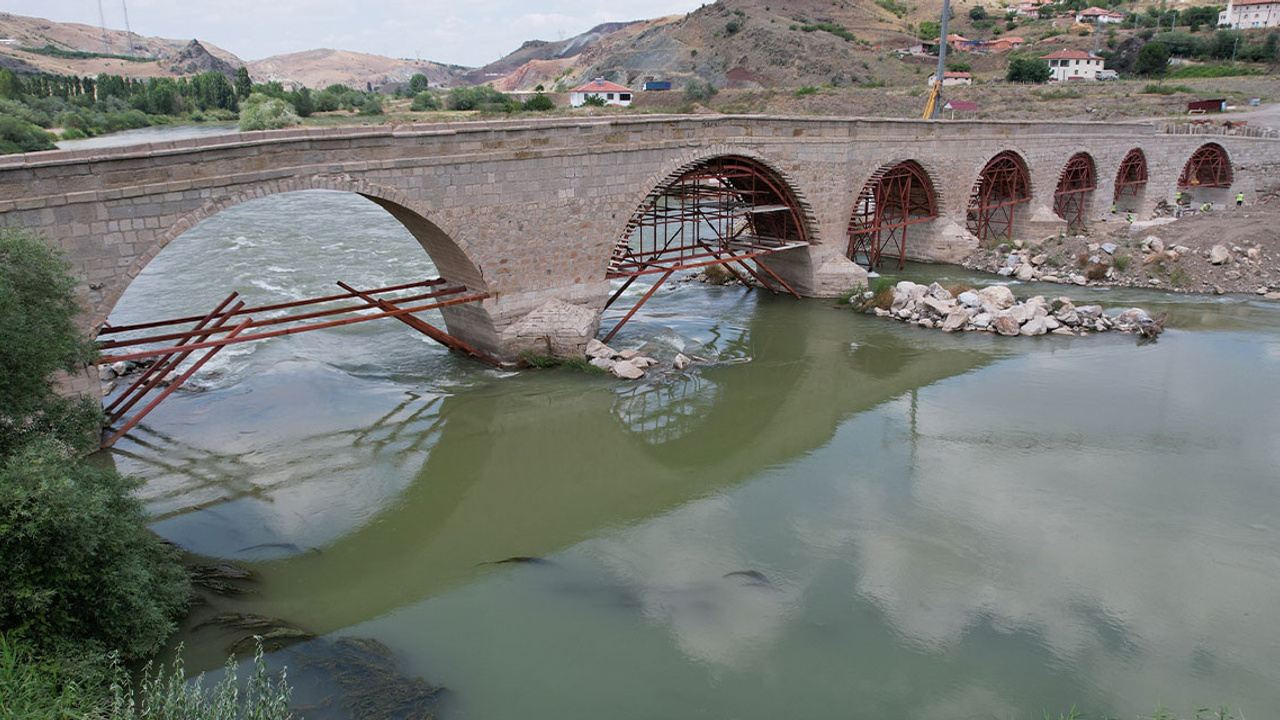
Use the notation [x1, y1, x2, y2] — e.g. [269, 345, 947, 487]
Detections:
[756, 244, 869, 297]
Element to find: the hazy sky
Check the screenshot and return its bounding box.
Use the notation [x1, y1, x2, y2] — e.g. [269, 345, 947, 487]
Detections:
[10, 1, 705, 66]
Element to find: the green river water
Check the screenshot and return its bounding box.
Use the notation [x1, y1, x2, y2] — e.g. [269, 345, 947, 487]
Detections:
[100, 189, 1280, 720]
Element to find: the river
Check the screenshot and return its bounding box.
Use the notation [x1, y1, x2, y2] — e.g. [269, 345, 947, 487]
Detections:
[97, 148, 1280, 719]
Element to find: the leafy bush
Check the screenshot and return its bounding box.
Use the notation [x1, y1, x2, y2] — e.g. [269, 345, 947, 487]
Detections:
[0, 439, 189, 659]
[582, 95, 608, 107]
[683, 79, 719, 103]
[447, 85, 509, 111]
[0, 633, 104, 719]
[358, 95, 383, 115]
[795, 86, 819, 96]
[1007, 58, 1052, 82]
[238, 93, 299, 131]
[1136, 41, 1171, 75]
[411, 91, 441, 111]
[523, 93, 555, 111]
[0, 114, 56, 154]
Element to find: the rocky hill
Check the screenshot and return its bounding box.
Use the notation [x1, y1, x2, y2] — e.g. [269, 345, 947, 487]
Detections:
[0, 11, 243, 79]
[247, 48, 462, 91]
[165, 39, 239, 80]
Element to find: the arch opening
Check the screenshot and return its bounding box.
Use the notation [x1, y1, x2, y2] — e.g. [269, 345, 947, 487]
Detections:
[846, 160, 938, 270]
[1113, 149, 1148, 215]
[95, 190, 497, 446]
[602, 155, 811, 342]
[966, 151, 1031, 244]
[1053, 153, 1097, 232]
[1178, 143, 1234, 209]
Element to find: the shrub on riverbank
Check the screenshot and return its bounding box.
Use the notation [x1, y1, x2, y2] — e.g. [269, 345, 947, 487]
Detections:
[238, 93, 300, 131]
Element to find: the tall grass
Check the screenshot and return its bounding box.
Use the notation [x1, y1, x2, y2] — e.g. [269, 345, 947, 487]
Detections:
[0, 634, 96, 719]
[112, 642, 293, 720]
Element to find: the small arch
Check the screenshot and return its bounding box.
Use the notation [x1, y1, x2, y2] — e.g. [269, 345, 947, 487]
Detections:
[1053, 152, 1096, 232]
[608, 154, 812, 280]
[966, 150, 1031, 244]
[1178, 143, 1234, 210]
[1113, 148, 1148, 214]
[846, 160, 938, 270]
[1179, 142, 1233, 190]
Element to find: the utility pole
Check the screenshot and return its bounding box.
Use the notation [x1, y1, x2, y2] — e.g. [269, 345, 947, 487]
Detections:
[932, 0, 951, 119]
[96, 0, 111, 54]
[120, 0, 136, 57]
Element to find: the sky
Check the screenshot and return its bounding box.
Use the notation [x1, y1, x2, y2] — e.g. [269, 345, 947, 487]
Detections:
[9, 0, 706, 66]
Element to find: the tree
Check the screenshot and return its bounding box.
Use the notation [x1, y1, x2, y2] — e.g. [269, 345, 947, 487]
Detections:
[408, 73, 430, 94]
[234, 66, 252, 100]
[683, 78, 718, 103]
[0, 69, 22, 100]
[0, 229, 98, 453]
[969, 5, 989, 20]
[290, 87, 313, 117]
[1136, 41, 1171, 75]
[1006, 58, 1052, 82]
[359, 95, 383, 115]
[237, 92, 299, 131]
[447, 85, 509, 111]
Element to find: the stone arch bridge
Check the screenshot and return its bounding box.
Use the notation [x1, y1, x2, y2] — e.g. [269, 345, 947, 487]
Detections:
[1, 114, 1276, 395]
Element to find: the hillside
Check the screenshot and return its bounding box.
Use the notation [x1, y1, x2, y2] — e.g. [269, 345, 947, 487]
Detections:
[247, 49, 463, 91]
[0, 11, 244, 79]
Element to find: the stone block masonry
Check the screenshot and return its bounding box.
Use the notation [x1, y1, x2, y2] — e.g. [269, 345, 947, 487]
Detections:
[1, 114, 1277, 401]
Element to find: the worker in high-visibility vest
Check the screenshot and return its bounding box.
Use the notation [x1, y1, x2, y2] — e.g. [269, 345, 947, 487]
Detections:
[1237, 191, 1245, 207]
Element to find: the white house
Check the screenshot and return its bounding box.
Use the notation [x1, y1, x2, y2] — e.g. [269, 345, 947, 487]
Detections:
[1075, 6, 1126, 23]
[569, 78, 633, 107]
[1219, 0, 1280, 27]
[1040, 49, 1106, 81]
[927, 71, 973, 86]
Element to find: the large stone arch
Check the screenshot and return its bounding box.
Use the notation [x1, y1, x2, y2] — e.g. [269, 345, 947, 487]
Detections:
[965, 149, 1034, 244]
[845, 158, 942, 268]
[108, 175, 485, 323]
[1052, 151, 1097, 232]
[1178, 142, 1235, 208]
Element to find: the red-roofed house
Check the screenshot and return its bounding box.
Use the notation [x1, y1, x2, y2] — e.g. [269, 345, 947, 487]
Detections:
[1040, 49, 1105, 82]
[570, 78, 633, 107]
[1220, 0, 1280, 27]
[1075, 6, 1126, 23]
[928, 71, 973, 86]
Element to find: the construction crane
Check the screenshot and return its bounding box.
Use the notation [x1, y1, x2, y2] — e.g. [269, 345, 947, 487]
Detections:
[923, 0, 952, 119]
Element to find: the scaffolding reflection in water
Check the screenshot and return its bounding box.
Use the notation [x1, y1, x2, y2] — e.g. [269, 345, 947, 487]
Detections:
[603, 157, 808, 342]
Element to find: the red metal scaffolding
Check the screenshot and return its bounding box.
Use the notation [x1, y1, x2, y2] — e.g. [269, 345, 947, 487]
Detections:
[95, 278, 493, 447]
[602, 156, 808, 342]
[1053, 153, 1096, 232]
[1114, 149, 1148, 201]
[846, 161, 938, 270]
[966, 151, 1031, 243]
[1179, 143, 1232, 189]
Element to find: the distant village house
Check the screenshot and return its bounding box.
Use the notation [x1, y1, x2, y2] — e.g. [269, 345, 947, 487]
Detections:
[1040, 49, 1105, 82]
[928, 71, 973, 86]
[1074, 6, 1126, 23]
[1219, 0, 1280, 28]
[569, 78, 633, 107]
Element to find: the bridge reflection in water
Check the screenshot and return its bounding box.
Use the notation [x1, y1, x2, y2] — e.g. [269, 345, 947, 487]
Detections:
[107, 289, 1001, 663]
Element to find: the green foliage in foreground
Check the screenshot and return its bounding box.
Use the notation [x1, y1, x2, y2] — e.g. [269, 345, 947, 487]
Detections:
[0, 113, 56, 154]
[523, 93, 555, 111]
[238, 93, 300, 131]
[0, 439, 190, 659]
[0, 633, 294, 720]
[0, 229, 101, 455]
[411, 91, 441, 111]
[447, 85, 510, 111]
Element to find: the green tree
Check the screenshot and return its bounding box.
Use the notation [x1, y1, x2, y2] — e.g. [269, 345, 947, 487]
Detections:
[1006, 57, 1052, 82]
[410, 91, 440, 111]
[237, 92, 299, 131]
[312, 89, 339, 112]
[234, 66, 252, 99]
[969, 5, 989, 20]
[0, 230, 98, 452]
[359, 95, 383, 115]
[447, 85, 509, 110]
[683, 78, 718, 103]
[0, 69, 22, 100]
[408, 73, 430, 93]
[1136, 41, 1171, 75]
[290, 86, 313, 117]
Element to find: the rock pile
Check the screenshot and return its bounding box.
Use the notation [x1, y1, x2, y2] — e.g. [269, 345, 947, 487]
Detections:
[868, 281, 1164, 338]
[585, 339, 696, 380]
